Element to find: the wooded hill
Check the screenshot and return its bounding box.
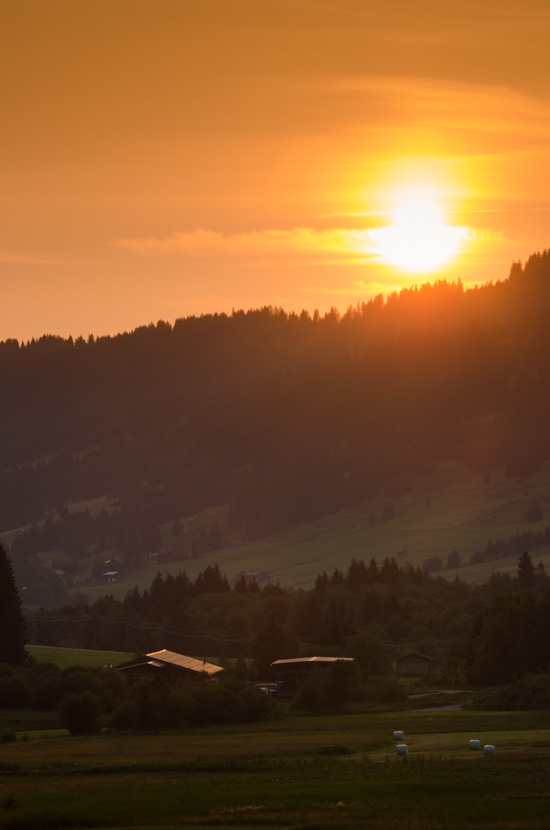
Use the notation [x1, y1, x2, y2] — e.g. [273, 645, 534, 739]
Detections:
[2, 251, 550, 598]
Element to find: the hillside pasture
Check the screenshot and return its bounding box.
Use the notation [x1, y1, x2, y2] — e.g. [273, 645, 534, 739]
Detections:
[69, 461, 550, 602]
[0, 495, 119, 556]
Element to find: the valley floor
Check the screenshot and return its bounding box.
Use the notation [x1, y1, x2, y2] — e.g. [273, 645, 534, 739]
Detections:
[2, 708, 550, 829]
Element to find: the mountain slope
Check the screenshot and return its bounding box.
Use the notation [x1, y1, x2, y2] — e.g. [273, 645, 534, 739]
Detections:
[2, 251, 550, 599]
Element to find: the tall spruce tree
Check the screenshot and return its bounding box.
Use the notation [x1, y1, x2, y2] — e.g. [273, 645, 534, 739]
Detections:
[0, 543, 27, 664]
[517, 550, 536, 587]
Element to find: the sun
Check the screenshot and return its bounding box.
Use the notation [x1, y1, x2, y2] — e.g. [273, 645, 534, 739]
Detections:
[370, 189, 469, 272]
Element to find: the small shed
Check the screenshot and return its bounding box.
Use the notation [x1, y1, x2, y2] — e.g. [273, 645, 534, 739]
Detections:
[116, 649, 224, 688]
[395, 651, 436, 677]
[271, 656, 354, 699]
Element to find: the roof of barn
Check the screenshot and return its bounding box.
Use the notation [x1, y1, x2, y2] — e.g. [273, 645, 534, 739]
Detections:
[271, 656, 354, 666]
[117, 649, 224, 676]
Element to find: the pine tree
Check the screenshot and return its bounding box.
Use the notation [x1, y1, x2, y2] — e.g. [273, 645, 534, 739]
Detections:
[516, 550, 535, 586]
[0, 543, 27, 664]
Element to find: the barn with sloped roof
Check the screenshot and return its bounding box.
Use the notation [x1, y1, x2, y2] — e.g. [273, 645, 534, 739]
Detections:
[271, 656, 354, 699]
[116, 649, 224, 688]
[395, 651, 436, 677]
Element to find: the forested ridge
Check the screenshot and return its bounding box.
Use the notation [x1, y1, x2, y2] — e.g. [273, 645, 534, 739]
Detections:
[2, 251, 550, 599]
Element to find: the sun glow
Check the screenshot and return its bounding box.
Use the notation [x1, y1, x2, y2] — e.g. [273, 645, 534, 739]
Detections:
[370, 189, 470, 272]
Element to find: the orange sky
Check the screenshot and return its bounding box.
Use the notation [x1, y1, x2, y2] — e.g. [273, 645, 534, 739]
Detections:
[2, 0, 550, 341]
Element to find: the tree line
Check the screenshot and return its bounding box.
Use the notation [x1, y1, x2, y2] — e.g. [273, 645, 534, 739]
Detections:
[4, 540, 550, 719]
[20, 551, 550, 688]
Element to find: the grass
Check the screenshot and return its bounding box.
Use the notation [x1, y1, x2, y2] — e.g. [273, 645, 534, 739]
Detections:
[0, 710, 61, 734]
[66, 461, 550, 602]
[2, 708, 550, 829]
[25, 645, 133, 670]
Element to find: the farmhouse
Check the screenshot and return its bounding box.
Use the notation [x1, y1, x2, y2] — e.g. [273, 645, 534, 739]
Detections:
[395, 651, 436, 677]
[116, 649, 224, 688]
[271, 656, 354, 699]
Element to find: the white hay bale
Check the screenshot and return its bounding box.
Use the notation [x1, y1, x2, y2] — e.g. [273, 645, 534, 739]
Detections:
[393, 730, 404, 741]
[469, 740, 481, 750]
[396, 744, 408, 756]
[483, 745, 495, 755]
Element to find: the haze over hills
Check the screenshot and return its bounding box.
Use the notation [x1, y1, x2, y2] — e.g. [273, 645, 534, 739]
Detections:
[2, 251, 550, 603]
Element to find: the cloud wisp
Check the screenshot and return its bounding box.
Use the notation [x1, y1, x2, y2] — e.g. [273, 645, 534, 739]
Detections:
[0, 250, 77, 266]
[116, 218, 485, 274]
[116, 228, 383, 260]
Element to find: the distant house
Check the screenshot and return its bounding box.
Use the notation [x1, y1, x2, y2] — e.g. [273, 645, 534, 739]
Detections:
[102, 571, 119, 584]
[271, 656, 354, 699]
[395, 651, 436, 677]
[116, 649, 224, 688]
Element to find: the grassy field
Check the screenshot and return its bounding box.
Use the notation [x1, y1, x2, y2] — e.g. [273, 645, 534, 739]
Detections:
[2, 708, 550, 829]
[25, 645, 133, 670]
[67, 461, 550, 602]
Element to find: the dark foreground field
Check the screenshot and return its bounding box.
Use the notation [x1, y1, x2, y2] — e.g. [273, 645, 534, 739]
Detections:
[2, 708, 550, 829]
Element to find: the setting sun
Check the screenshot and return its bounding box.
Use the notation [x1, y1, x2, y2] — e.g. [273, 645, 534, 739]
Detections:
[3, 0, 550, 340]
[370, 190, 470, 272]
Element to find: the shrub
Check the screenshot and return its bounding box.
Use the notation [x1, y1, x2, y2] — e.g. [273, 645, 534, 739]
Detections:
[474, 673, 550, 710]
[292, 661, 360, 712]
[292, 676, 326, 712]
[422, 555, 442, 574]
[110, 700, 139, 730]
[239, 683, 278, 721]
[26, 662, 63, 710]
[0, 672, 30, 709]
[61, 666, 104, 697]
[93, 666, 129, 713]
[364, 675, 406, 704]
[59, 690, 103, 735]
[110, 678, 276, 731]
[446, 550, 461, 570]
[437, 658, 467, 687]
[345, 634, 391, 680]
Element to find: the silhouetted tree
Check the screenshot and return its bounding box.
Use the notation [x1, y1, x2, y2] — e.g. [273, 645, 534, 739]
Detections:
[517, 551, 535, 586]
[446, 550, 461, 570]
[253, 617, 291, 679]
[0, 543, 27, 665]
[423, 555, 442, 574]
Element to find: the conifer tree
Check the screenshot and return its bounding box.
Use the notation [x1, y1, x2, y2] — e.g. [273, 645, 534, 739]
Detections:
[516, 550, 535, 586]
[0, 543, 27, 664]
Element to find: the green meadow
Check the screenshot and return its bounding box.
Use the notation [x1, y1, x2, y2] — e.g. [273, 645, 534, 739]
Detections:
[2, 708, 550, 829]
[25, 645, 133, 670]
